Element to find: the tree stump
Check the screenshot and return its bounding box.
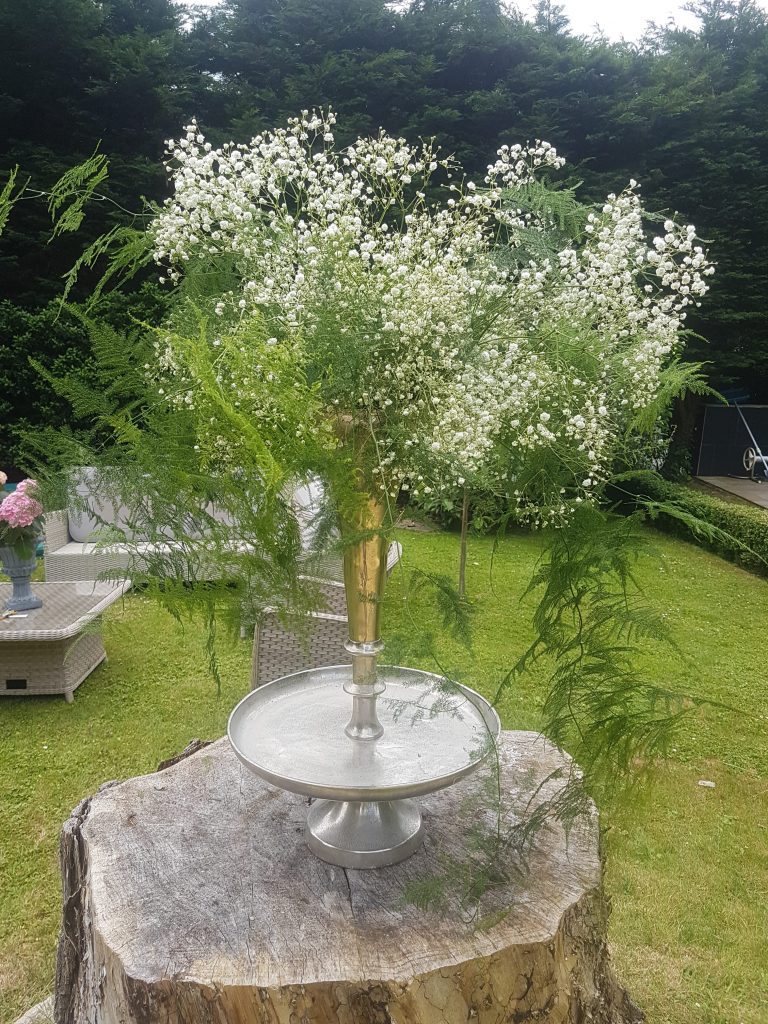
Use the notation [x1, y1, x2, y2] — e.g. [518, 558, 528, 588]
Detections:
[55, 732, 642, 1024]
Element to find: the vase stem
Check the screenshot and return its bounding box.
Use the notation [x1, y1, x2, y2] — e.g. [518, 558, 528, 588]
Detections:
[341, 493, 388, 741]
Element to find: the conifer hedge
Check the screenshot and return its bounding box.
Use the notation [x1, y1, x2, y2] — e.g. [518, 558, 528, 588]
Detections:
[609, 471, 768, 573]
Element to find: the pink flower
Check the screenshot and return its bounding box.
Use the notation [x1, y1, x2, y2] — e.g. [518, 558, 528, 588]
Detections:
[15, 478, 37, 494]
[0, 471, 7, 486]
[0, 490, 43, 529]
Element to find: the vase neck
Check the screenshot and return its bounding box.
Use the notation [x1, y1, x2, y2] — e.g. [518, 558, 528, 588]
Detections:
[341, 494, 387, 647]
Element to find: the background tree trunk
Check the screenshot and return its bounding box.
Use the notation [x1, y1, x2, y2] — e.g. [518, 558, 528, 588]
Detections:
[661, 392, 707, 479]
[55, 732, 642, 1024]
[458, 487, 470, 599]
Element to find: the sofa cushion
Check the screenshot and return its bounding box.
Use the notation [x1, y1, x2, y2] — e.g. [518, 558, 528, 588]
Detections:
[292, 476, 332, 552]
[68, 467, 148, 543]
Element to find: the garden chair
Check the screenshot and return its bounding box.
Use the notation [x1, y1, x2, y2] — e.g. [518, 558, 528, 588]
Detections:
[250, 540, 402, 688]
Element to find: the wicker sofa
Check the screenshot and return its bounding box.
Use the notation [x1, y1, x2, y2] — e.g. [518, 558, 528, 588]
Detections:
[42, 509, 251, 583]
[43, 472, 327, 584]
[44, 509, 155, 582]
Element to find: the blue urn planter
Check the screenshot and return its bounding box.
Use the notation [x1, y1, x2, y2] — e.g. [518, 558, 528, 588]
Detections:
[0, 543, 43, 611]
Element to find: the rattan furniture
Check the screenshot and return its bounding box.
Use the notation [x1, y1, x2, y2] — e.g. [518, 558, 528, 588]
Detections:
[44, 478, 332, 583]
[43, 510, 213, 583]
[44, 510, 135, 582]
[250, 541, 402, 688]
[0, 580, 130, 702]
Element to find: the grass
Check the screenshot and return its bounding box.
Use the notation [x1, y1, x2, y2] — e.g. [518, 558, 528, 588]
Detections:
[1, 525, 767, 1023]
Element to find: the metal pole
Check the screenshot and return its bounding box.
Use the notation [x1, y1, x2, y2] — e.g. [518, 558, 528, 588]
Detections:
[735, 404, 768, 477]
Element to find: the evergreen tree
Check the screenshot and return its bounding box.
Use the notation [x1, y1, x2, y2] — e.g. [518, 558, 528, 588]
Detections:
[0, 0, 199, 305]
[585, 1, 768, 397]
[534, 1, 570, 35]
[0, 0, 198, 459]
[3, 0, 768, 465]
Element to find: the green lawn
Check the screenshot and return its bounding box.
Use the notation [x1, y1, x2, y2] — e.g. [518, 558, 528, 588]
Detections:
[1, 527, 767, 1023]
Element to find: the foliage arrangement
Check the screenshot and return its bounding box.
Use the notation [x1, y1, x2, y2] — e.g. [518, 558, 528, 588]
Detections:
[611, 470, 768, 571]
[26, 111, 719, 833]
[27, 104, 714, 661]
[144, 111, 711, 529]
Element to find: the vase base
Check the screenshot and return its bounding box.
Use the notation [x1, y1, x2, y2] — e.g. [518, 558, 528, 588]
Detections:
[307, 797, 424, 868]
[228, 665, 501, 868]
[4, 593, 43, 612]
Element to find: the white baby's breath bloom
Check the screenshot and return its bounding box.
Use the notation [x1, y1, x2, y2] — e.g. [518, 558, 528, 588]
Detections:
[149, 110, 712, 523]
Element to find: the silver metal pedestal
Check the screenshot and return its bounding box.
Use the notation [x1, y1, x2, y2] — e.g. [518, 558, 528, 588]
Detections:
[228, 665, 500, 868]
[307, 798, 424, 868]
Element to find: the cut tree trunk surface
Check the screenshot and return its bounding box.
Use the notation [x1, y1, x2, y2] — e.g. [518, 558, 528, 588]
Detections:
[55, 731, 642, 1024]
[13, 996, 54, 1024]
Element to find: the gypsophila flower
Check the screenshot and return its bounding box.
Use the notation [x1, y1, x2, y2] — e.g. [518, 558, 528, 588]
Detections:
[148, 110, 713, 524]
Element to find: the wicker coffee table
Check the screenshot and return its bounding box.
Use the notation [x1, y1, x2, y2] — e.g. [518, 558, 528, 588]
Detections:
[0, 580, 130, 702]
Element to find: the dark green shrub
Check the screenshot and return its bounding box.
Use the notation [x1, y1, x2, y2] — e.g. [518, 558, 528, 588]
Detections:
[0, 282, 168, 468]
[609, 471, 768, 573]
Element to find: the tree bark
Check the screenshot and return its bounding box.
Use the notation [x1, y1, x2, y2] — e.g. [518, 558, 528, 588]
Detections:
[55, 732, 642, 1024]
[458, 488, 469, 599]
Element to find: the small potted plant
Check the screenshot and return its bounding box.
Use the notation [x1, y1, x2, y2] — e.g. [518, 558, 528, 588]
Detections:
[0, 474, 44, 611]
